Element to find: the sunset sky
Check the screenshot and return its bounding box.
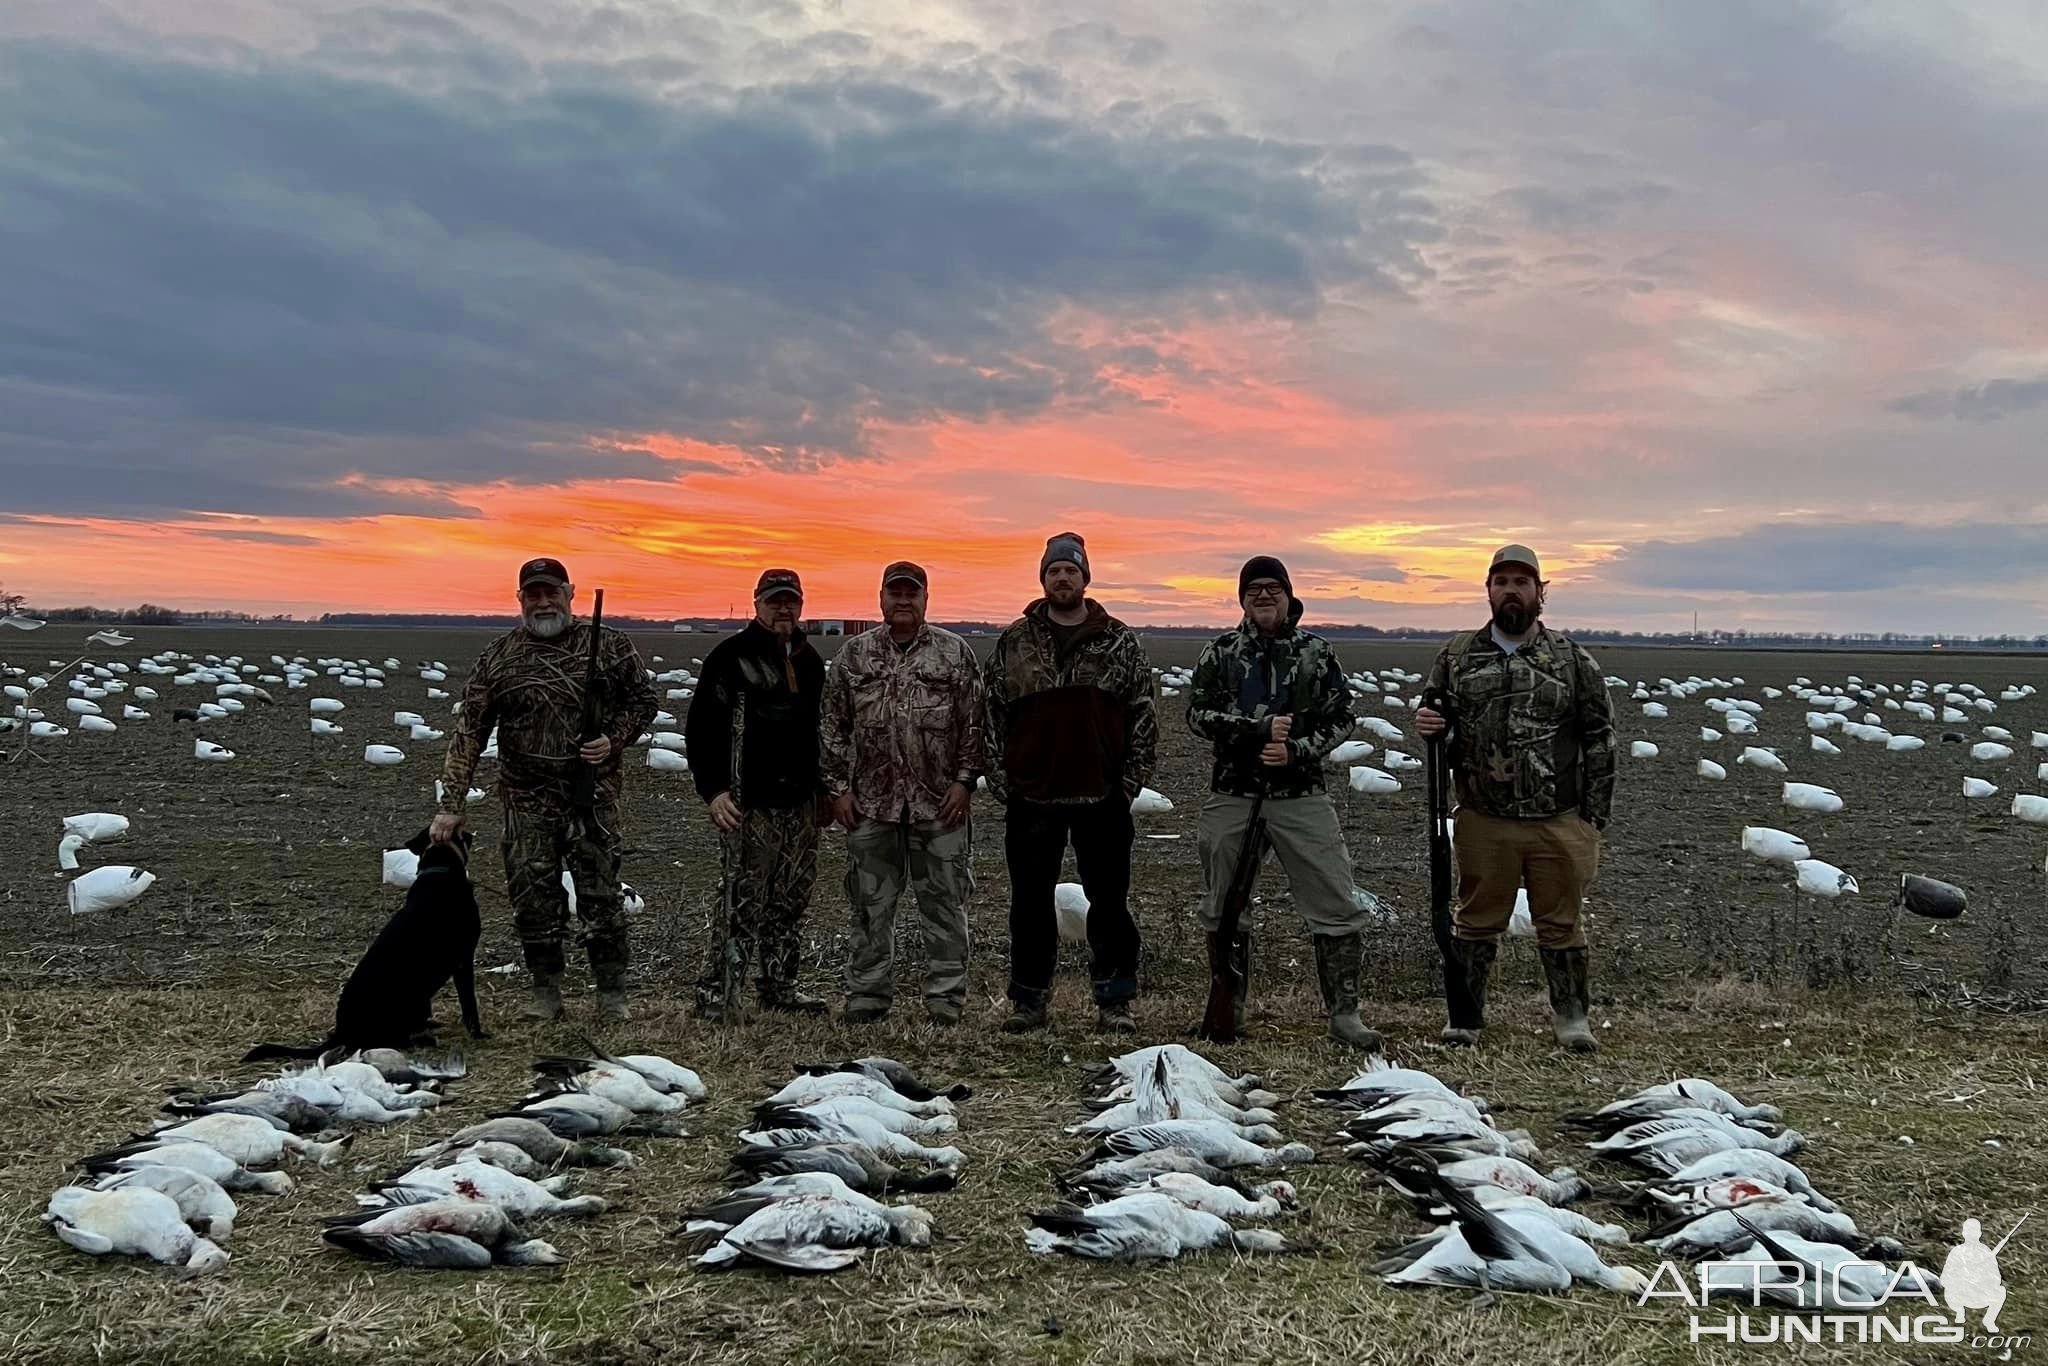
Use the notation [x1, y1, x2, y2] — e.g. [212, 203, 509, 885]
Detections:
[4, 2, 2046, 632]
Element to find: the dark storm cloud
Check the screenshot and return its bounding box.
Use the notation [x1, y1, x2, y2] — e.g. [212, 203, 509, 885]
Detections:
[0, 40, 1433, 518]
[1886, 376, 2048, 422]
[1606, 521, 2048, 595]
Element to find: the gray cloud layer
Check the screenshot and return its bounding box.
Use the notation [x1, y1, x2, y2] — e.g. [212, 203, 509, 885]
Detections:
[0, 38, 1433, 517]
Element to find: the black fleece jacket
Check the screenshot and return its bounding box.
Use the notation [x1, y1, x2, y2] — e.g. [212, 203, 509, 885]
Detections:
[685, 622, 826, 811]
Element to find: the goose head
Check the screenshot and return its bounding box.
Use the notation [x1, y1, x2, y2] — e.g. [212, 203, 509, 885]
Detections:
[1768, 1130, 1807, 1156]
[57, 833, 86, 871]
[499, 1239, 564, 1266]
[1270, 1143, 1317, 1165]
[1253, 1180, 1301, 1211]
[885, 1205, 937, 1247]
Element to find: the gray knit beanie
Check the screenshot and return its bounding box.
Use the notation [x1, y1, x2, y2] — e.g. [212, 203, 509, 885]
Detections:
[1040, 531, 1090, 585]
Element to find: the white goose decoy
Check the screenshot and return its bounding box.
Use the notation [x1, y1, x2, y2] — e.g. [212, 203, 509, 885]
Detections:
[63, 812, 130, 842]
[1972, 741, 2014, 763]
[2012, 794, 2048, 826]
[696, 1193, 935, 1271]
[193, 740, 233, 761]
[1349, 765, 1401, 795]
[1024, 1192, 1307, 1261]
[1054, 882, 1090, 943]
[323, 1198, 562, 1268]
[1781, 782, 1843, 814]
[1630, 741, 1659, 759]
[44, 1186, 230, 1273]
[1736, 747, 1788, 773]
[364, 1159, 608, 1218]
[91, 1165, 237, 1240]
[1097, 1120, 1314, 1169]
[364, 744, 405, 765]
[1327, 739, 1375, 765]
[56, 833, 87, 872]
[77, 1142, 294, 1196]
[1792, 859, 1857, 897]
[1700, 727, 1722, 742]
[67, 866, 156, 915]
[382, 848, 419, 888]
[647, 747, 688, 771]
[1129, 787, 1173, 814]
[1740, 826, 1810, 864]
[1962, 777, 1998, 799]
[1696, 759, 1727, 780]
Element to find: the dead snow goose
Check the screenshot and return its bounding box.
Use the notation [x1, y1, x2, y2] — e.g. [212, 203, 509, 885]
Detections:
[44, 1186, 229, 1274]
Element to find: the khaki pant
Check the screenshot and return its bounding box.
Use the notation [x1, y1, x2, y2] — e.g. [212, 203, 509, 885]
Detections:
[1197, 792, 1365, 936]
[844, 816, 972, 1012]
[1452, 807, 1600, 949]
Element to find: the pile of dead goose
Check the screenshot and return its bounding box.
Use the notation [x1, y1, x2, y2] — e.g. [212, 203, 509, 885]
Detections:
[1030, 1043, 1314, 1261]
[1566, 1079, 1940, 1308]
[322, 1041, 704, 1270]
[1334, 1055, 1650, 1296]
[45, 1047, 456, 1274]
[676, 1056, 968, 1272]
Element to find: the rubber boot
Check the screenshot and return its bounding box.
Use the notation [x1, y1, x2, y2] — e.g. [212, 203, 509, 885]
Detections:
[524, 976, 564, 1022]
[1541, 945, 1598, 1053]
[1312, 933, 1382, 1052]
[595, 988, 630, 1023]
[761, 982, 829, 1016]
[1438, 938, 1496, 1046]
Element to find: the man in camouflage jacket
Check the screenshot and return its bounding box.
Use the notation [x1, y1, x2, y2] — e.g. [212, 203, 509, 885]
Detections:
[1187, 555, 1379, 1049]
[822, 562, 986, 1026]
[983, 531, 1157, 1035]
[1416, 544, 1616, 1053]
[433, 556, 659, 1022]
[685, 568, 829, 1020]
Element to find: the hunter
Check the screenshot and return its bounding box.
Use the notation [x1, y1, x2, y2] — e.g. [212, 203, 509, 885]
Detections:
[1415, 544, 1616, 1053]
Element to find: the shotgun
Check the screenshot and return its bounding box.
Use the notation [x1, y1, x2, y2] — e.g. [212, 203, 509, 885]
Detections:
[1198, 790, 1268, 1043]
[1423, 687, 1475, 1025]
[568, 588, 607, 819]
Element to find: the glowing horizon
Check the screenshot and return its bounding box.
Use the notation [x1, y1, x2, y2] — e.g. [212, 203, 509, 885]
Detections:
[3, 3, 2045, 637]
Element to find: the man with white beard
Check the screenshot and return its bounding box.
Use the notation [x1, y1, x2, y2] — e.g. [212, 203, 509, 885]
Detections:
[433, 557, 659, 1022]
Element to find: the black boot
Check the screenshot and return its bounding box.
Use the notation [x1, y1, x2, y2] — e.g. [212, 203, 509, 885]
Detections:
[1312, 933, 1382, 1051]
[1541, 946, 1598, 1053]
[1438, 937, 1496, 1046]
[1197, 929, 1249, 1042]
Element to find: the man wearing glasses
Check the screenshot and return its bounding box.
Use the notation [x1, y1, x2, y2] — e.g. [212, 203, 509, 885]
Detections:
[1186, 556, 1380, 1049]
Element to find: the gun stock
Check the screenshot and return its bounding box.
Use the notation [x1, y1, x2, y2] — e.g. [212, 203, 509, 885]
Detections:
[568, 588, 606, 813]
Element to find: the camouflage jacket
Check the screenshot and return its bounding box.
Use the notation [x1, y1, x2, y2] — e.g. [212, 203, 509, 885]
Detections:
[1188, 604, 1354, 799]
[1422, 623, 1616, 827]
[983, 599, 1157, 805]
[822, 624, 987, 823]
[439, 621, 659, 814]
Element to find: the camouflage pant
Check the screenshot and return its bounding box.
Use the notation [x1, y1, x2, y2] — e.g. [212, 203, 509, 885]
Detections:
[844, 816, 972, 1012]
[698, 803, 818, 1006]
[501, 798, 629, 990]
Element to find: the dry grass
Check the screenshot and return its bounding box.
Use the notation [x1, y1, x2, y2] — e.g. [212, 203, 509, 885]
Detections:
[2, 975, 2043, 1366]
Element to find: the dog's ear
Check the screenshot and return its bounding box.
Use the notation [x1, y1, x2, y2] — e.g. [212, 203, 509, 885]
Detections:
[403, 827, 434, 856]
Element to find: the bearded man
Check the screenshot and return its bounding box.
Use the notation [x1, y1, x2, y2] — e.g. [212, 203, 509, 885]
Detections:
[433, 556, 659, 1022]
[1415, 545, 1616, 1053]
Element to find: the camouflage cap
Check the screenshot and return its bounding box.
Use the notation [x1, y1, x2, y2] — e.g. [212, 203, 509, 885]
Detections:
[881, 560, 928, 589]
[754, 568, 803, 601]
[518, 556, 570, 588]
[1489, 544, 1542, 578]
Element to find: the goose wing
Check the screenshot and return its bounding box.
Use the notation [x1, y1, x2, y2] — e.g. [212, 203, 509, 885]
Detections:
[323, 1227, 492, 1268]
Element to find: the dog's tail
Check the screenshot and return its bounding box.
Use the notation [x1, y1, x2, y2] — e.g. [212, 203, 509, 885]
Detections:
[241, 1040, 331, 1063]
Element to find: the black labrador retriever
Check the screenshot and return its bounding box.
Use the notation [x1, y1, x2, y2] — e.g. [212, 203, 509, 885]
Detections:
[243, 829, 487, 1061]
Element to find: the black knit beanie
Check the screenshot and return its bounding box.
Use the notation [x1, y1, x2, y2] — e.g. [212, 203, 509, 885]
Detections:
[1041, 531, 1090, 585]
[1238, 555, 1292, 600]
